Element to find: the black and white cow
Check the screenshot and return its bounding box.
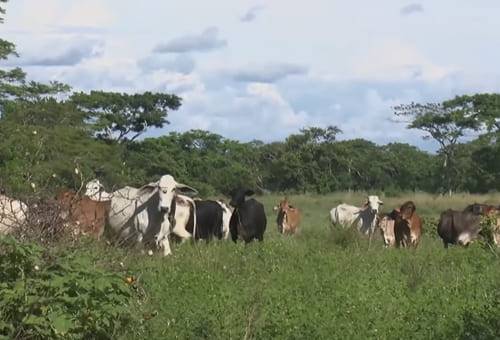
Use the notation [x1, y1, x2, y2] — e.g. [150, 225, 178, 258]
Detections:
[187, 200, 224, 241]
[229, 189, 267, 243]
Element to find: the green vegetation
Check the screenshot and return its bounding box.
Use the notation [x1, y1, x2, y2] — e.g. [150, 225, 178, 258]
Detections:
[1, 1, 500, 338]
[0, 237, 140, 339]
[65, 193, 500, 339]
[2, 191, 499, 339]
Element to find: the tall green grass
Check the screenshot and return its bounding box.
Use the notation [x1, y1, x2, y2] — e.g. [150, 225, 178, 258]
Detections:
[77, 192, 500, 339]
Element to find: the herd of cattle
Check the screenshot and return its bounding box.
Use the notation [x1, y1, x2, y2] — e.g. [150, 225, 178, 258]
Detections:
[1, 174, 500, 254]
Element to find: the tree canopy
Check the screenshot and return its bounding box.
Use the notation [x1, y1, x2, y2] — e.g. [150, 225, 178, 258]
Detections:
[1, 0, 499, 196]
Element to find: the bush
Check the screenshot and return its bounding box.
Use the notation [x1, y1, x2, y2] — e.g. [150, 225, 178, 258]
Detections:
[0, 236, 140, 339]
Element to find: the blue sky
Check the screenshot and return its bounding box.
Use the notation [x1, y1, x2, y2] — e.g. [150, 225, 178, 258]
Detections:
[2, 0, 499, 150]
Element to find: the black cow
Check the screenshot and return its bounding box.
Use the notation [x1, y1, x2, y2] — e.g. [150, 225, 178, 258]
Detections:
[185, 200, 224, 241]
[437, 209, 481, 248]
[229, 189, 267, 243]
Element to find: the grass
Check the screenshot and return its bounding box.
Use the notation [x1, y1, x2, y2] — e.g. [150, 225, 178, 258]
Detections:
[73, 192, 500, 339]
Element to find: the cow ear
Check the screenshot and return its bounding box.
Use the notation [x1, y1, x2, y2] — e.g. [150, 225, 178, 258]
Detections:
[136, 182, 157, 196]
[175, 183, 198, 196]
[245, 189, 255, 197]
[379, 200, 384, 205]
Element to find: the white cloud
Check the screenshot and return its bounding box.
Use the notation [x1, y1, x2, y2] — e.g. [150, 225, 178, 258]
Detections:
[351, 40, 456, 83]
[138, 54, 196, 74]
[231, 62, 308, 83]
[4, 39, 104, 67]
[6, 0, 114, 32]
[153, 27, 227, 54]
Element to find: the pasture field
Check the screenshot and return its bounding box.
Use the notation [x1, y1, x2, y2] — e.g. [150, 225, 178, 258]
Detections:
[4, 192, 499, 339]
[75, 192, 500, 339]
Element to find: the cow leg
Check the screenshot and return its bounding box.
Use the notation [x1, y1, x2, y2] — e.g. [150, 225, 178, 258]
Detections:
[160, 237, 172, 256]
[136, 233, 144, 248]
[443, 241, 449, 249]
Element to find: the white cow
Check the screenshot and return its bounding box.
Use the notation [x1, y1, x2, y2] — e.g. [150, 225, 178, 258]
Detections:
[330, 195, 383, 235]
[217, 200, 233, 240]
[0, 193, 28, 235]
[85, 176, 197, 256]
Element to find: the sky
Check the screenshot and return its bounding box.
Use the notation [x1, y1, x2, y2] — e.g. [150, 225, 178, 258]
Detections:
[2, 0, 500, 151]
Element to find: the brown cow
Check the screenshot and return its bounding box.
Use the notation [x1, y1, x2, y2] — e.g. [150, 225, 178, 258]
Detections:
[398, 201, 422, 247]
[379, 201, 422, 248]
[56, 190, 110, 240]
[274, 197, 301, 235]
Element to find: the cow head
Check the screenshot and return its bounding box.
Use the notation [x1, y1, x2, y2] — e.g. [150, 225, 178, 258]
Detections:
[229, 188, 254, 208]
[137, 175, 198, 248]
[364, 195, 383, 214]
[55, 190, 78, 219]
[399, 201, 416, 220]
[274, 197, 291, 212]
[84, 179, 112, 201]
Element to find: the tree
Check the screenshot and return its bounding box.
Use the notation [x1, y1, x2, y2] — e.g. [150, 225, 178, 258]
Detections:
[0, 0, 69, 107]
[444, 94, 500, 133]
[394, 102, 480, 194]
[71, 91, 182, 142]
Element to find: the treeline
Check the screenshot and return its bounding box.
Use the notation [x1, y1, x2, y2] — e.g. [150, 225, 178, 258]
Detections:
[0, 115, 496, 197]
[1, 1, 499, 197]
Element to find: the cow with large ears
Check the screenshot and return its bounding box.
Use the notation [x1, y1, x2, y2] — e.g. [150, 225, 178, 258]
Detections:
[229, 188, 267, 243]
[106, 175, 197, 256]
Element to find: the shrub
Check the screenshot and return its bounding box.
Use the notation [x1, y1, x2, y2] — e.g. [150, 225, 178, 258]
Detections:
[0, 236, 140, 339]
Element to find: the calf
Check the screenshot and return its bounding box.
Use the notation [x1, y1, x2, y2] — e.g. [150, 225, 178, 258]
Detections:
[397, 201, 422, 248]
[229, 189, 266, 243]
[378, 213, 396, 247]
[274, 197, 301, 235]
[379, 202, 422, 248]
[56, 190, 110, 240]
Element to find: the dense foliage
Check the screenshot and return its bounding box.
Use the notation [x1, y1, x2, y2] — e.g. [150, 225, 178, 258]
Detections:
[0, 236, 140, 339]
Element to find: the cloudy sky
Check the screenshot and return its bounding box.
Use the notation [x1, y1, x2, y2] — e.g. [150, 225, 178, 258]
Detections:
[2, 0, 499, 150]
